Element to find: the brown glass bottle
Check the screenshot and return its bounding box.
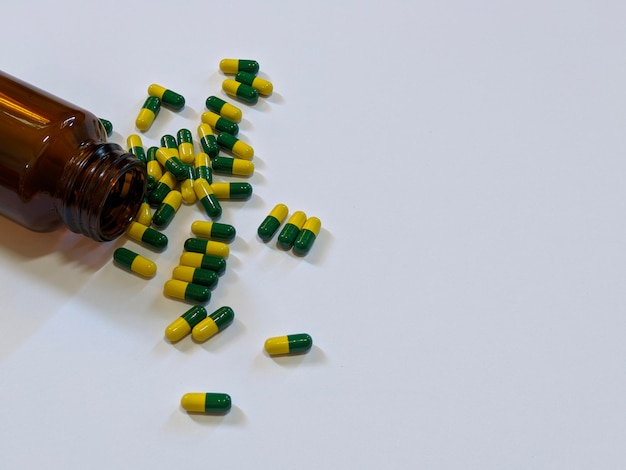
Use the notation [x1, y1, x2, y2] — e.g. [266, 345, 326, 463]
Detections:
[0, 70, 146, 241]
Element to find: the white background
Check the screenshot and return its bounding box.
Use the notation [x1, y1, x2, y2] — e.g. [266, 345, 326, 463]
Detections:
[0, 1, 625, 468]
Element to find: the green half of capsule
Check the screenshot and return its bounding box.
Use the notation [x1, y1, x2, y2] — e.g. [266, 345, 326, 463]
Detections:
[216, 132, 254, 160]
[277, 211, 307, 250]
[191, 220, 236, 242]
[191, 306, 234, 342]
[181, 392, 231, 414]
[126, 221, 168, 250]
[161, 134, 178, 149]
[258, 203, 289, 242]
[264, 333, 313, 356]
[99, 118, 113, 137]
[205, 96, 242, 123]
[164, 279, 211, 303]
[222, 79, 259, 104]
[165, 305, 207, 342]
[148, 84, 186, 110]
[197, 124, 220, 159]
[179, 252, 227, 275]
[201, 111, 239, 136]
[172, 265, 219, 288]
[210, 182, 253, 200]
[184, 238, 229, 258]
[293, 217, 322, 256]
[235, 71, 273, 96]
[193, 178, 222, 219]
[127, 134, 147, 163]
[211, 156, 254, 177]
[152, 190, 182, 228]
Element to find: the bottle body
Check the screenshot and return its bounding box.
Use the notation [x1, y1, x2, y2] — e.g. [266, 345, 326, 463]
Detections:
[0, 70, 146, 241]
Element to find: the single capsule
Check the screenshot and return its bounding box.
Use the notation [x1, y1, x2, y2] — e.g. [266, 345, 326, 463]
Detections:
[148, 171, 177, 205]
[172, 266, 219, 289]
[155, 147, 187, 180]
[201, 111, 239, 136]
[127, 134, 147, 163]
[179, 252, 227, 275]
[113, 247, 157, 278]
[135, 197, 152, 226]
[193, 178, 222, 219]
[126, 221, 168, 250]
[146, 146, 163, 188]
[222, 79, 259, 104]
[293, 217, 322, 256]
[194, 151, 213, 183]
[135, 96, 161, 132]
[184, 238, 229, 259]
[219, 58, 260, 74]
[180, 165, 197, 205]
[277, 211, 307, 249]
[99, 118, 113, 137]
[181, 392, 231, 414]
[192, 306, 234, 342]
[216, 133, 254, 160]
[264, 333, 313, 356]
[175, 128, 195, 164]
[148, 83, 185, 111]
[197, 124, 219, 159]
[235, 71, 273, 96]
[191, 220, 236, 243]
[164, 279, 211, 303]
[257, 203, 289, 242]
[165, 305, 207, 342]
[205, 96, 242, 123]
[152, 190, 182, 229]
[212, 156, 254, 177]
[210, 182, 253, 200]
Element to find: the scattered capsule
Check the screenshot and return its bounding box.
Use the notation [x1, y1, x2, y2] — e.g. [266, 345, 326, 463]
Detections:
[277, 211, 307, 249]
[197, 124, 219, 159]
[172, 265, 219, 289]
[235, 71, 273, 96]
[176, 128, 195, 164]
[212, 156, 254, 177]
[216, 132, 254, 160]
[113, 247, 157, 278]
[146, 146, 163, 188]
[180, 165, 197, 205]
[210, 182, 253, 200]
[165, 305, 207, 342]
[181, 392, 231, 414]
[205, 96, 242, 123]
[164, 279, 211, 303]
[184, 238, 229, 259]
[222, 79, 259, 104]
[191, 220, 236, 243]
[258, 203, 289, 242]
[219, 58, 260, 75]
[148, 83, 185, 111]
[192, 306, 234, 342]
[99, 118, 113, 137]
[126, 221, 168, 250]
[264, 333, 313, 356]
[152, 190, 182, 229]
[193, 178, 222, 218]
[155, 147, 187, 180]
[179, 252, 227, 275]
[135, 96, 161, 132]
[201, 111, 239, 136]
[149, 171, 177, 205]
[194, 151, 213, 183]
[127, 134, 147, 163]
[293, 217, 322, 256]
[135, 197, 152, 226]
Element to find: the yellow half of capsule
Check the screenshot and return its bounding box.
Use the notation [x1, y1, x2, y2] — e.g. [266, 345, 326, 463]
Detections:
[130, 255, 157, 278]
[250, 76, 273, 96]
[127, 134, 143, 150]
[232, 159, 254, 176]
[165, 317, 192, 342]
[220, 102, 242, 123]
[135, 201, 152, 226]
[135, 109, 155, 132]
[156, 147, 179, 166]
[147, 160, 163, 181]
[204, 241, 229, 258]
[181, 393, 207, 412]
[193, 178, 214, 199]
[191, 220, 213, 238]
[172, 265, 195, 283]
[231, 140, 254, 160]
[179, 252, 204, 268]
[221, 79, 241, 97]
[147, 84, 167, 99]
[269, 203, 289, 222]
[126, 221, 148, 240]
[287, 211, 307, 229]
[164, 279, 188, 300]
[197, 123, 214, 138]
[163, 190, 183, 211]
[181, 179, 197, 204]
[302, 217, 322, 236]
[195, 152, 210, 169]
[219, 59, 239, 74]
[159, 171, 178, 190]
[200, 112, 220, 129]
[178, 142, 195, 164]
[192, 318, 219, 342]
[264, 336, 291, 355]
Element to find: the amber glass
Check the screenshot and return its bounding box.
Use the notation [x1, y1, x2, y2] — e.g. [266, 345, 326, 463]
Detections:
[0, 70, 146, 241]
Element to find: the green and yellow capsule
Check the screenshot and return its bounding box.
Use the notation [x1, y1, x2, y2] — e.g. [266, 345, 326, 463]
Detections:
[293, 217, 322, 256]
[264, 333, 313, 356]
[99, 118, 113, 137]
[165, 305, 207, 342]
[219, 58, 260, 75]
[155, 147, 188, 180]
[216, 132, 254, 160]
[191, 220, 236, 243]
[135, 96, 161, 132]
[164, 279, 211, 304]
[277, 211, 307, 249]
[146, 146, 163, 188]
[212, 156, 254, 177]
[210, 182, 253, 200]
[172, 265, 219, 289]
[181, 392, 231, 414]
[222, 79, 259, 104]
[176, 128, 195, 164]
[197, 124, 219, 159]
[205, 96, 242, 123]
[127, 134, 147, 163]
[148, 83, 185, 111]
[152, 190, 182, 229]
[113, 247, 157, 278]
[193, 178, 222, 219]
[148, 171, 177, 205]
[179, 252, 227, 275]
[184, 238, 229, 259]
[180, 164, 196, 205]
[257, 203, 289, 242]
[135, 197, 152, 226]
[126, 221, 168, 250]
[201, 111, 239, 136]
[192, 306, 234, 342]
[235, 71, 273, 96]
[194, 151, 213, 183]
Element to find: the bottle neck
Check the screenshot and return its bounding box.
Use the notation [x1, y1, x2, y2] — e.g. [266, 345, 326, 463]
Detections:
[55, 142, 146, 242]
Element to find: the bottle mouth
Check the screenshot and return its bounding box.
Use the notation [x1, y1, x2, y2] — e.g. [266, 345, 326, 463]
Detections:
[98, 165, 146, 240]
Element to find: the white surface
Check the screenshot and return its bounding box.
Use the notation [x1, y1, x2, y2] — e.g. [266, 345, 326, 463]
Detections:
[0, 1, 625, 468]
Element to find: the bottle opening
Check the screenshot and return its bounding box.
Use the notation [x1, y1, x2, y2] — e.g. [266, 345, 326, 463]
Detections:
[99, 166, 146, 240]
